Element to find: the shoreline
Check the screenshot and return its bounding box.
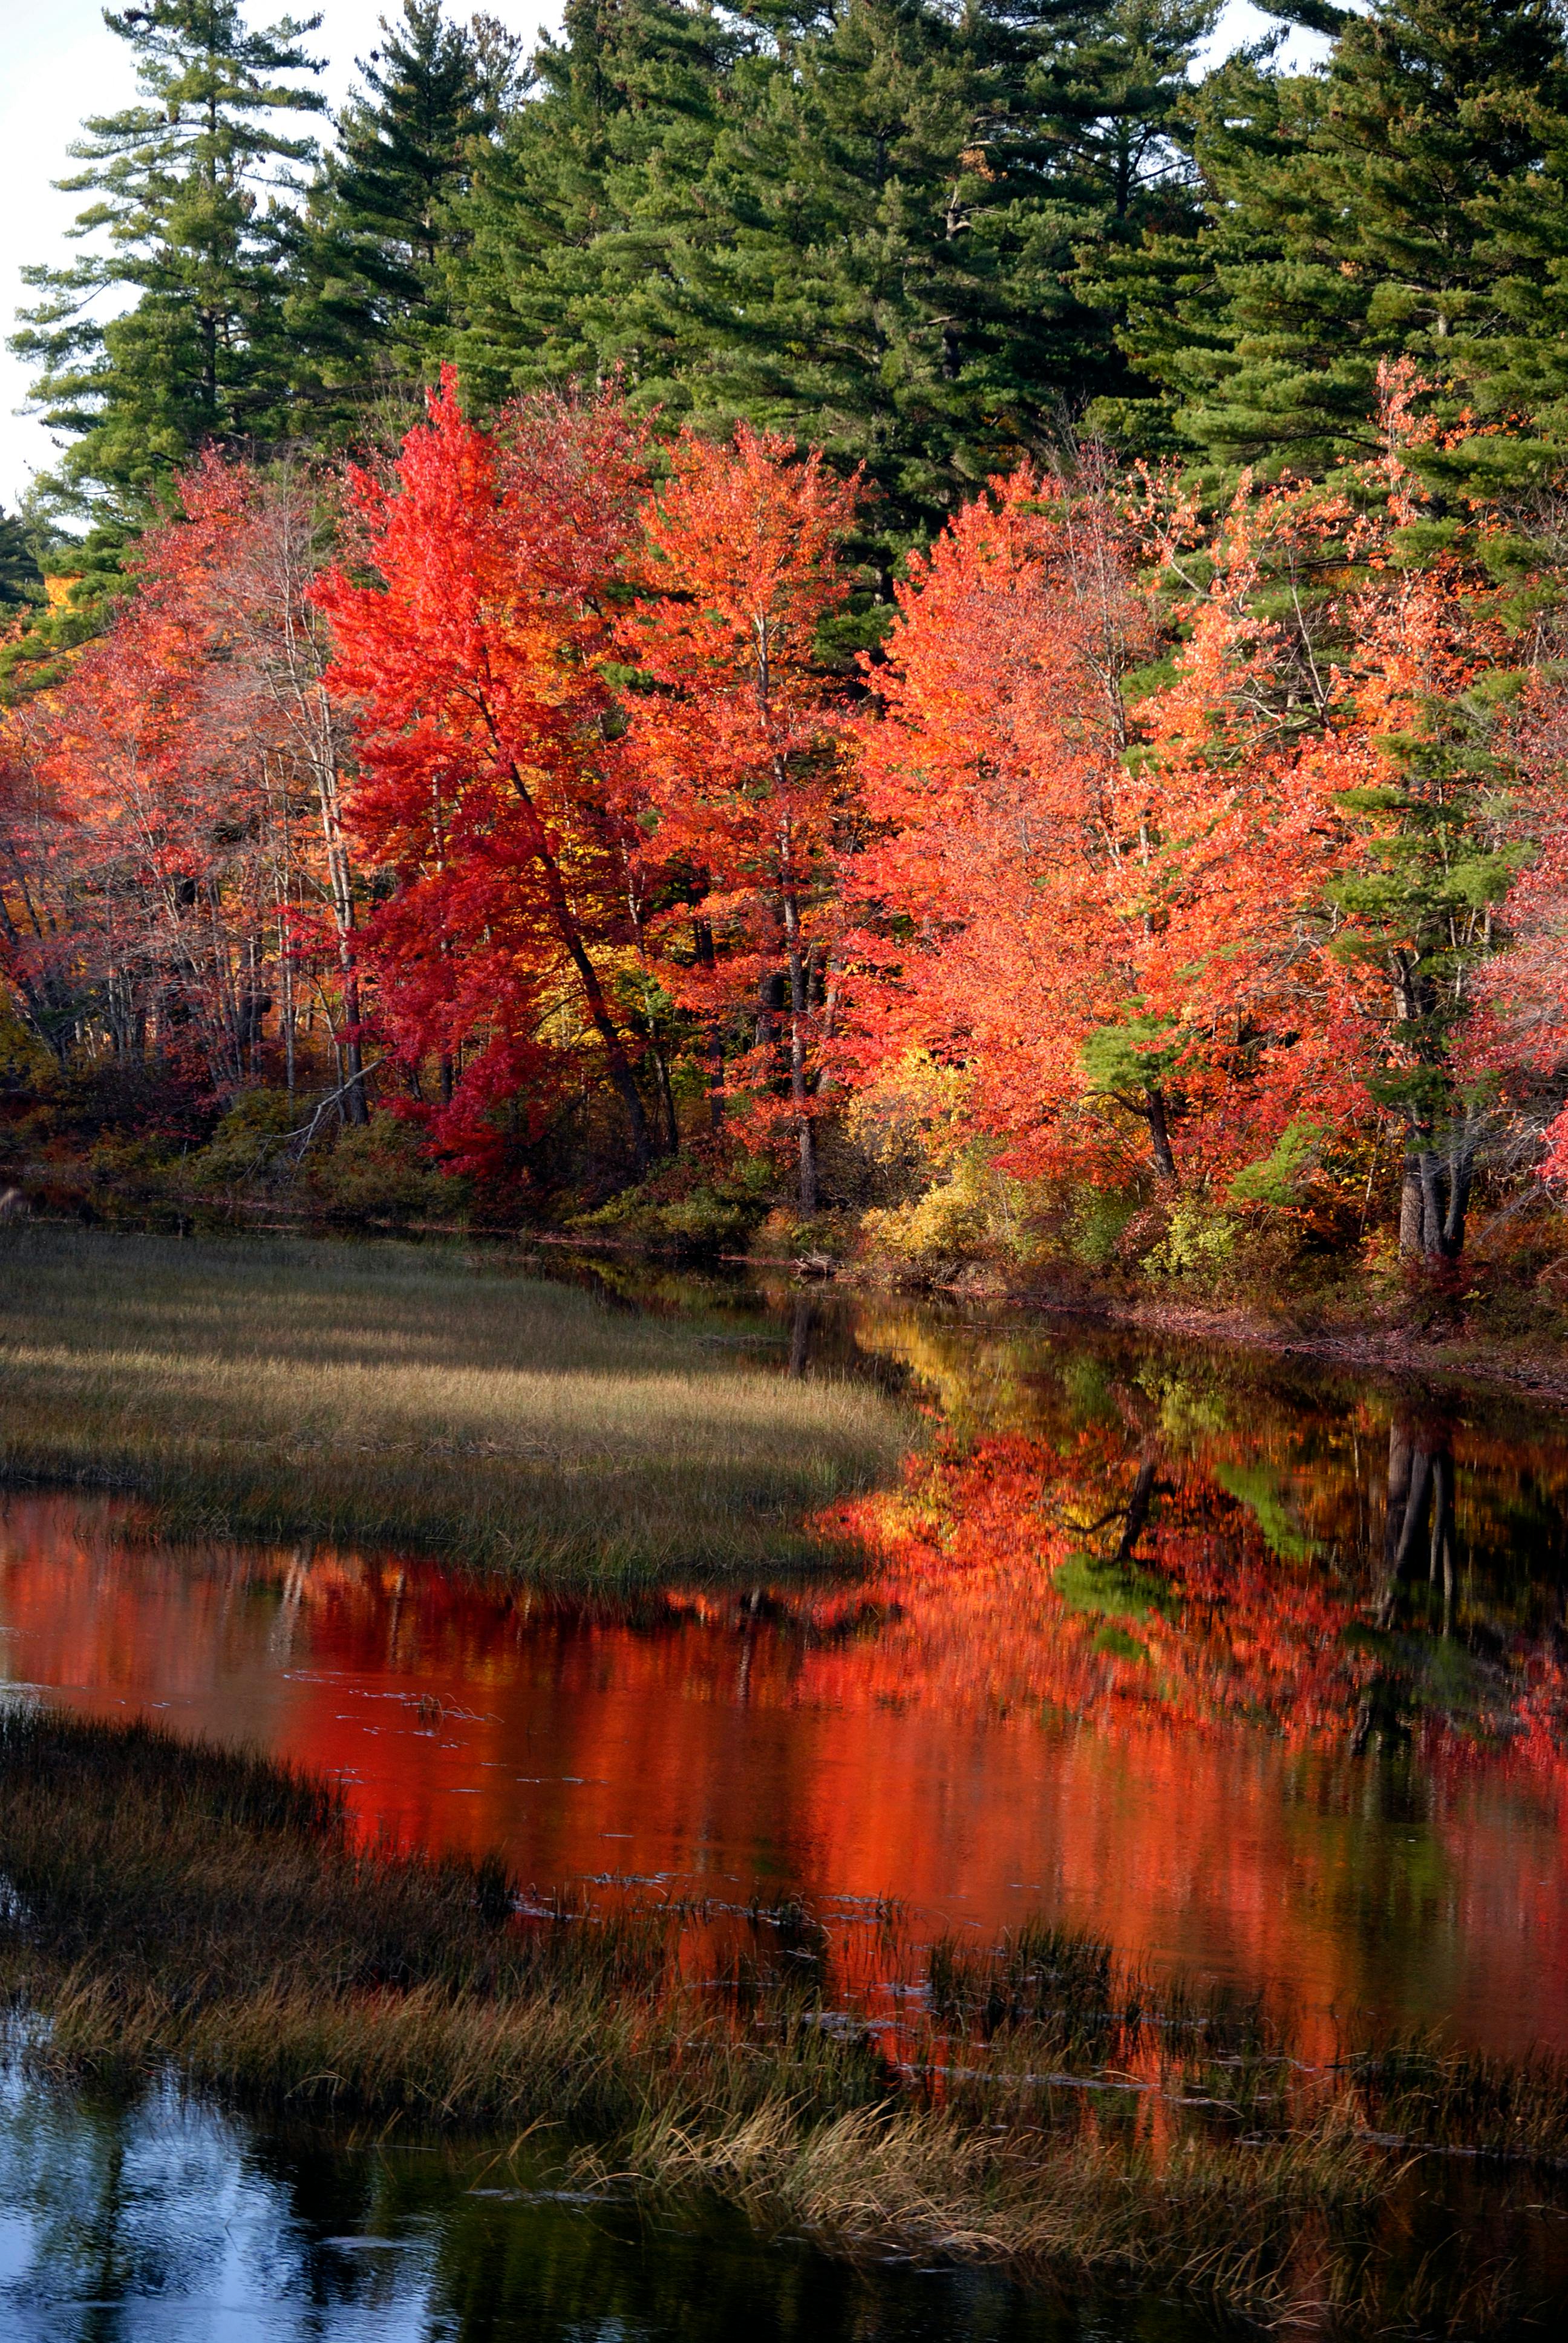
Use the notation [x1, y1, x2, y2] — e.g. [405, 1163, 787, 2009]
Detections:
[762, 1251, 1568, 1412]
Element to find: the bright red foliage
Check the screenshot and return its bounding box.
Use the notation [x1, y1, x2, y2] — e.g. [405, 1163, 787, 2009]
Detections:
[5, 361, 1565, 1253]
[315, 367, 658, 1178]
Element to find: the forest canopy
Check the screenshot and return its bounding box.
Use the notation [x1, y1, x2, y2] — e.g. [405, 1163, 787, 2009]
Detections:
[8, 0, 1568, 1311]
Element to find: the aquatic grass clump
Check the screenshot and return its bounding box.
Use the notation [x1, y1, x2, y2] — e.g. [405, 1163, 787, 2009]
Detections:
[0, 1228, 910, 1582]
[2, 1707, 1567, 2330]
[924, 1915, 1278, 2091]
[1344, 2036, 1568, 2162]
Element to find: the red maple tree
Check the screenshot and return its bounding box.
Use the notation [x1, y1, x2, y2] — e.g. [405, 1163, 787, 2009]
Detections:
[315, 368, 658, 1179]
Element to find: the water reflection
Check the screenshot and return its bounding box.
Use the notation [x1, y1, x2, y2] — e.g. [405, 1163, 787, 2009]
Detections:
[2, 1302, 1567, 2053]
[0, 2068, 1150, 2341]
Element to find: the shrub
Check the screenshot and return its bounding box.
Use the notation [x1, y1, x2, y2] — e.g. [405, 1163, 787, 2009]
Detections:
[577, 1150, 777, 1256]
[859, 1145, 1028, 1277]
[309, 1111, 452, 1225]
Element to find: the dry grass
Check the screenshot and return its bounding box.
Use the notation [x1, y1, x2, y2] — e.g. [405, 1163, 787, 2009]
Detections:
[0, 1227, 909, 1580]
[1, 1706, 1562, 2332]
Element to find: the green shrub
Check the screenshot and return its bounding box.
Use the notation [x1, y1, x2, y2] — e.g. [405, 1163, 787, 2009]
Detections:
[187, 1089, 299, 1189]
[1065, 1185, 1140, 1270]
[1139, 1196, 1241, 1279]
[578, 1152, 777, 1255]
[1054, 1550, 1180, 1625]
[309, 1111, 452, 1225]
[1229, 1119, 1323, 1208]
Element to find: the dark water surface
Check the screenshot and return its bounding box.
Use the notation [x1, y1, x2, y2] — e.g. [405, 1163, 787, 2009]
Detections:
[0, 2067, 1193, 2342]
[5, 1280, 1568, 2333]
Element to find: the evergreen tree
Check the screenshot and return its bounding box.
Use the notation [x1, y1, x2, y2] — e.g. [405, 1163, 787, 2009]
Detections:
[10, 1, 325, 512]
[292, 1, 520, 412]
[0, 511, 44, 612]
[447, 0, 743, 414]
[683, 0, 1214, 573]
[446, 0, 1214, 581]
[1102, 0, 1568, 477]
[1437, 98, 1568, 499]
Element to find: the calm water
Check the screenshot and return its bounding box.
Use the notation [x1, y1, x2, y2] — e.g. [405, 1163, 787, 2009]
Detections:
[5, 1282, 1568, 2332]
[0, 2066, 1192, 2342]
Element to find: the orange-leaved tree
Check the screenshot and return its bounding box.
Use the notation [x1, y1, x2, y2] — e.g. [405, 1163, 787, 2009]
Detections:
[315, 369, 659, 1179]
[3, 455, 374, 1112]
[613, 424, 859, 1216]
[1111, 469, 1376, 1201]
[10, 463, 295, 1097]
[844, 388, 1515, 1252]
[843, 459, 1160, 1190]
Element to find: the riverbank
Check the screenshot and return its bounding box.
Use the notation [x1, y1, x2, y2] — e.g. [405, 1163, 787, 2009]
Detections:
[0, 1227, 909, 1582]
[951, 1278, 1568, 1411]
[4, 1703, 1565, 2333]
[799, 1244, 1568, 1415]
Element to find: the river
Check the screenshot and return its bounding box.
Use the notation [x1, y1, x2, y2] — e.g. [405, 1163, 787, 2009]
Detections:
[3, 1275, 1567, 2333]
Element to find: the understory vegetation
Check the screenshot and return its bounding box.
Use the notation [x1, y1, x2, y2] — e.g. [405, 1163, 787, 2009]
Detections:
[0, 1228, 907, 1579]
[0, 1703, 1564, 2334]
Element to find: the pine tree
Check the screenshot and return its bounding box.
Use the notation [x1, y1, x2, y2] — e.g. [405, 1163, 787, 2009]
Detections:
[446, 0, 743, 415]
[1105, 0, 1568, 477]
[677, 0, 1005, 568]
[292, 1, 519, 412]
[0, 512, 44, 612]
[1437, 104, 1568, 499]
[9, 1, 325, 512]
[446, 0, 1214, 585]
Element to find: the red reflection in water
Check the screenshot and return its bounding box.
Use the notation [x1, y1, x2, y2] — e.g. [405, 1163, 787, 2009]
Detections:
[3, 1475, 1568, 2059]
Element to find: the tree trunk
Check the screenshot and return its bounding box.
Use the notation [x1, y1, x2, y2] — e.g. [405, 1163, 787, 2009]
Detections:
[313, 767, 368, 1126]
[1116, 1453, 1159, 1561]
[797, 1116, 818, 1218]
[1377, 1415, 1453, 1627]
[1397, 1110, 1477, 1264]
[783, 911, 816, 1219]
[693, 916, 725, 1133]
[337, 957, 369, 1127]
[1429, 1450, 1455, 1634]
[1145, 1086, 1177, 1182]
[707, 1026, 725, 1134]
[1398, 1150, 1425, 1256]
[1443, 1118, 1475, 1257]
[501, 756, 652, 1175]
[652, 1043, 679, 1155]
[787, 1299, 814, 1379]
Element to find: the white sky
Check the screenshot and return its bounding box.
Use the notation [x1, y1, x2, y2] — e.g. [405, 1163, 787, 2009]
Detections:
[0, 0, 1313, 516]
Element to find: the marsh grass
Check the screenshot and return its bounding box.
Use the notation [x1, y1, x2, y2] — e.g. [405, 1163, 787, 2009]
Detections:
[0, 1228, 909, 1580]
[2, 1706, 1564, 2332]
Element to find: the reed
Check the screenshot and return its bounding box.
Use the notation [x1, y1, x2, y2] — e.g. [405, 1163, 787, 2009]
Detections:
[1, 1705, 1563, 2331]
[0, 1227, 907, 1579]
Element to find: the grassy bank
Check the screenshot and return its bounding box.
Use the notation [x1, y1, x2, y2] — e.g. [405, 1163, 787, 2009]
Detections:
[0, 1227, 909, 1579]
[2, 1705, 1564, 2333]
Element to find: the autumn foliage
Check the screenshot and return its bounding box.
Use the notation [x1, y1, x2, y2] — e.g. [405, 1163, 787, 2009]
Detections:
[613, 425, 860, 1209]
[4, 361, 1568, 1262]
[314, 369, 658, 1178]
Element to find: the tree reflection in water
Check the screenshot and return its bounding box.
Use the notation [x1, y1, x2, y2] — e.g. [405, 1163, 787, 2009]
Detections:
[812, 1310, 1568, 1774]
[4, 1302, 1568, 2054]
[0, 2065, 1118, 2342]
